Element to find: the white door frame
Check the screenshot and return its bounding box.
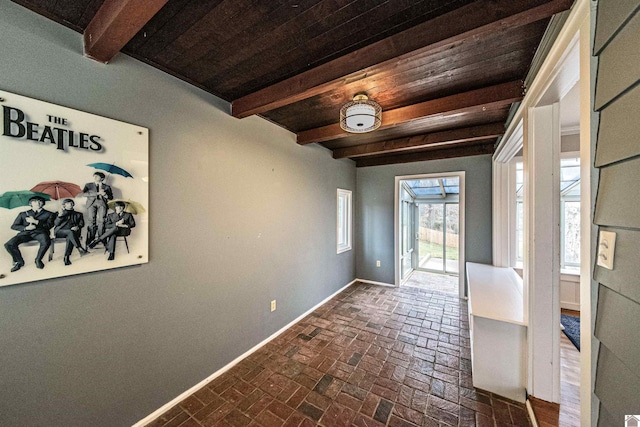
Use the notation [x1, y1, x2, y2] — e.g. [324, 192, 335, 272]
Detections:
[491, 0, 591, 422]
[394, 171, 466, 298]
[525, 102, 562, 403]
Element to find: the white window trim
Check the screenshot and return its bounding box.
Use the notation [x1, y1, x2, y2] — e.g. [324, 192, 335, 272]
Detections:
[336, 189, 352, 254]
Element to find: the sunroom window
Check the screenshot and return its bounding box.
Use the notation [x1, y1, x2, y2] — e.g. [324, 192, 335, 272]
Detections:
[514, 157, 580, 270]
[560, 157, 580, 271]
[515, 161, 524, 265]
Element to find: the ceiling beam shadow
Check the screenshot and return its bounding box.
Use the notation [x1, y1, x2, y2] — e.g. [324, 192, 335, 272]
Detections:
[298, 81, 522, 145]
[230, 0, 573, 119]
[84, 0, 168, 64]
[332, 123, 505, 159]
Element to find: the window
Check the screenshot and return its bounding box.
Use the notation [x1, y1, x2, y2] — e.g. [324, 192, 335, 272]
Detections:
[337, 189, 352, 253]
[515, 161, 524, 265]
[560, 157, 580, 270]
[513, 156, 580, 270]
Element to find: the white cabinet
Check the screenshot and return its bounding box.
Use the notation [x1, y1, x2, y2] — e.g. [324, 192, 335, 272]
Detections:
[466, 262, 528, 402]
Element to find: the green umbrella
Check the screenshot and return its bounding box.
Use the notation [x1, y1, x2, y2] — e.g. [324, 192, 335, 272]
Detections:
[0, 190, 51, 209]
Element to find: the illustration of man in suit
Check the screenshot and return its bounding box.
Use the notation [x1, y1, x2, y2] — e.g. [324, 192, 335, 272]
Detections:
[54, 199, 89, 266]
[4, 195, 57, 272]
[88, 201, 135, 261]
[81, 172, 113, 244]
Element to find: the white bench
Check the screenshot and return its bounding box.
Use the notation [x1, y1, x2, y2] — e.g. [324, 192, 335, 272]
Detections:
[466, 262, 527, 402]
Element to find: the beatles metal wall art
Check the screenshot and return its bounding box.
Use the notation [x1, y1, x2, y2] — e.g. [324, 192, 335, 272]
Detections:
[0, 89, 149, 287]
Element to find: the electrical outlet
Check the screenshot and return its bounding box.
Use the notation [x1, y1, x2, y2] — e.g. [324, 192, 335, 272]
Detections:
[376, 260, 381, 267]
[270, 300, 277, 312]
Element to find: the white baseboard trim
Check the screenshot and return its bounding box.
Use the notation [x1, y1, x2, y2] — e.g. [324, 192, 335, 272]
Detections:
[526, 399, 539, 427]
[132, 278, 358, 427]
[560, 301, 580, 312]
[355, 278, 395, 288]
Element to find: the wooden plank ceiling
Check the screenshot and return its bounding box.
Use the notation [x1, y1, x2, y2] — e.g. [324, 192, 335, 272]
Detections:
[13, 0, 574, 167]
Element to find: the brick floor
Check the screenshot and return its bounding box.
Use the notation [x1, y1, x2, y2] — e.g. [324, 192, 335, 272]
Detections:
[402, 271, 458, 295]
[146, 283, 531, 427]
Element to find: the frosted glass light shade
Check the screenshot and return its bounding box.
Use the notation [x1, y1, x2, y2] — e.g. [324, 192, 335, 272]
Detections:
[340, 94, 381, 133]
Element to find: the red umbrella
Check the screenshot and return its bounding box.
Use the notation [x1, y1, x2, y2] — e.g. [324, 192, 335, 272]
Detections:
[31, 181, 82, 200]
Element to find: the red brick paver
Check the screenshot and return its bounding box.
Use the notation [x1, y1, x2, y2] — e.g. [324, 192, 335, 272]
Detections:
[146, 283, 530, 426]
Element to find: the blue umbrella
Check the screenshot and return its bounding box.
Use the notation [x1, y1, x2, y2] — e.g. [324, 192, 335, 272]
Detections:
[87, 162, 133, 178]
[0, 190, 52, 209]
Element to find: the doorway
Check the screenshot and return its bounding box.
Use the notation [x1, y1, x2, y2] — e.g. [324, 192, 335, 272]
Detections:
[492, 6, 591, 420]
[416, 201, 459, 274]
[395, 172, 465, 297]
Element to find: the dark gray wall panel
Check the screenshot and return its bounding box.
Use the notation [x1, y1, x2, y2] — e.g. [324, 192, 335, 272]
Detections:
[594, 344, 640, 422]
[0, 2, 356, 426]
[355, 155, 492, 285]
[596, 404, 617, 427]
[595, 84, 640, 167]
[594, 0, 640, 54]
[594, 10, 640, 110]
[593, 3, 640, 424]
[594, 227, 640, 304]
[594, 285, 640, 374]
[591, 17, 602, 425]
[594, 157, 640, 227]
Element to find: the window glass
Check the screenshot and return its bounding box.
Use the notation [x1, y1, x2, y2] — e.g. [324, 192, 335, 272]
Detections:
[562, 200, 581, 267]
[515, 162, 524, 263]
[514, 157, 581, 269]
[561, 157, 580, 269]
[337, 189, 352, 253]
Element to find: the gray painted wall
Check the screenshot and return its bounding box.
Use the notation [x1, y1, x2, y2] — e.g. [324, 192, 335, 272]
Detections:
[593, 1, 640, 424]
[0, 2, 355, 425]
[355, 155, 492, 286]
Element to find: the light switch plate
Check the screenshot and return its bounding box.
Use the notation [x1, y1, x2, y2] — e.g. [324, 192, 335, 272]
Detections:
[597, 230, 616, 270]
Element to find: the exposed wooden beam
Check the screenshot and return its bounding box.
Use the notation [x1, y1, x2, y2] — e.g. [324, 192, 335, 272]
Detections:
[355, 141, 496, 168]
[332, 123, 505, 159]
[231, 0, 573, 118]
[84, 0, 168, 64]
[298, 81, 522, 145]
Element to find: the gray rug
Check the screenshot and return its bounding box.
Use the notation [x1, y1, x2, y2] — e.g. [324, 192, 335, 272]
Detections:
[561, 314, 580, 351]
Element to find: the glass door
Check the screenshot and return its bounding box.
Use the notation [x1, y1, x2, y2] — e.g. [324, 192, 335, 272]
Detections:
[417, 203, 444, 271]
[397, 173, 463, 292]
[400, 186, 415, 281]
[445, 204, 459, 274]
[416, 202, 459, 274]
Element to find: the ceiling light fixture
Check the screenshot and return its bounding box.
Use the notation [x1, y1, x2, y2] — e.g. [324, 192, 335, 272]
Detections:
[340, 94, 382, 133]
